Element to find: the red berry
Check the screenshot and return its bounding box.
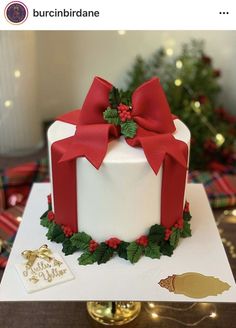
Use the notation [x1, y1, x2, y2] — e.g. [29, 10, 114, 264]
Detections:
[118, 103, 129, 112]
[62, 225, 73, 237]
[184, 201, 190, 213]
[47, 194, 52, 204]
[47, 211, 55, 221]
[105, 237, 121, 249]
[89, 240, 99, 252]
[136, 235, 148, 247]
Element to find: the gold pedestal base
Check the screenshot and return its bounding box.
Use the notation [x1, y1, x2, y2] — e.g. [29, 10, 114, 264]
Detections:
[87, 301, 142, 326]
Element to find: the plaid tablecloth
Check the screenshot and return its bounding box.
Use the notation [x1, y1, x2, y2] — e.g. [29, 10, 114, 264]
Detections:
[188, 170, 236, 208]
[0, 159, 235, 268]
[0, 159, 48, 268]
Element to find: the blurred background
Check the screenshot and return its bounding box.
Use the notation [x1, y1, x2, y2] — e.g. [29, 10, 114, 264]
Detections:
[0, 31, 235, 156]
[0, 31, 236, 327]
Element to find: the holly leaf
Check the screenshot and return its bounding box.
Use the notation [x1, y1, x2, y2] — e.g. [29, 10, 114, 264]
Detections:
[160, 241, 174, 257]
[70, 232, 92, 251]
[120, 120, 137, 138]
[148, 224, 165, 244]
[117, 241, 129, 260]
[127, 242, 143, 264]
[169, 228, 181, 248]
[62, 238, 79, 255]
[109, 87, 120, 107]
[119, 90, 132, 106]
[181, 221, 192, 238]
[145, 243, 161, 259]
[40, 210, 49, 221]
[94, 242, 114, 264]
[46, 223, 65, 243]
[40, 213, 53, 229]
[103, 107, 120, 125]
[78, 251, 97, 265]
[183, 211, 192, 221]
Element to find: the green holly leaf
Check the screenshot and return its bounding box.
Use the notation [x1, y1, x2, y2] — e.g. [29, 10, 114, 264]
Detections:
[46, 223, 65, 243]
[127, 242, 143, 264]
[183, 211, 192, 221]
[62, 238, 79, 255]
[94, 242, 114, 264]
[103, 107, 120, 125]
[181, 221, 192, 238]
[160, 241, 174, 257]
[148, 224, 165, 244]
[40, 210, 48, 221]
[117, 241, 129, 260]
[169, 228, 181, 248]
[78, 251, 97, 265]
[120, 120, 137, 138]
[145, 243, 161, 259]
[119, 90, 132, 106]
[109, 87, 121, 107]
[40, 212, 53, 229]
[70, 232, 92, 251]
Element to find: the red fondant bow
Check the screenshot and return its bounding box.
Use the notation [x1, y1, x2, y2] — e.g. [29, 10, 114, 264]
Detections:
[51, 77, 188, 232]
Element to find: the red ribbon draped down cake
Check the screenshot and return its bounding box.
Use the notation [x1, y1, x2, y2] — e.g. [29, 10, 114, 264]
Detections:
[44, 76, 191, 264]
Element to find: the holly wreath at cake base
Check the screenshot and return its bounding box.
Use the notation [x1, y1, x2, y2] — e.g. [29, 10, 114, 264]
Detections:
[40, 195, 192, 265]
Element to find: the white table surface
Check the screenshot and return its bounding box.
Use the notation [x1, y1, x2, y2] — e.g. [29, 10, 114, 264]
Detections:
[0, 183, 235, 302]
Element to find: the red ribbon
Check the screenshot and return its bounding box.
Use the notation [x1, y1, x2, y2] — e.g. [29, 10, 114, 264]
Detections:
[51, 77, 188, 232]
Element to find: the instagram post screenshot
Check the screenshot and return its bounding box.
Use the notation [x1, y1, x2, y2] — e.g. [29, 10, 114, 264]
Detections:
[0, 1, 235, 327]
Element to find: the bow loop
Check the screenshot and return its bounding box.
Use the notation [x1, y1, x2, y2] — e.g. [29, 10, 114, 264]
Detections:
[78, 77, 112, 126]
[22, 244, 53, 268]
[132, 77, 176, 134]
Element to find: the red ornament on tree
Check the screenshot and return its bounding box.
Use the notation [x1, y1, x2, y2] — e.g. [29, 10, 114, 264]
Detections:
[202, 55, 212, 65]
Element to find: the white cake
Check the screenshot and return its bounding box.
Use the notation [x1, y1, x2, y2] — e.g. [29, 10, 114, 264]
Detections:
[48, 117, 190, 242]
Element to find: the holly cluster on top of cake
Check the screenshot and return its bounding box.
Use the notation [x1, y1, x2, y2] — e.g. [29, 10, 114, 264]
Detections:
[103, 87, 137, 138]
[43, 76, 191, 265]
[40, 196, 192, 265]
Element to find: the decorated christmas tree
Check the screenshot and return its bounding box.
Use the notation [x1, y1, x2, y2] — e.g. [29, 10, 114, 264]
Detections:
[126, 40, 236, 171]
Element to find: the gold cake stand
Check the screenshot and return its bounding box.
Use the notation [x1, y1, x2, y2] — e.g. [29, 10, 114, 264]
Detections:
[87, 301, 142, 325]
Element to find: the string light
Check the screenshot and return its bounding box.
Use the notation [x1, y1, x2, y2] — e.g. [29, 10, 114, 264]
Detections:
[166, 48, 174, 56]
[4, 100, 13, 108]
[145, 302, 217, 327]
[14, 70, 21, 78]
[151, 313, 159, 319]
[215, 133, 225, 147]
[175, 79, 182, 87]
[176, 60, 183, 69]
[209, 312, 217, 318]
[117, 30, 126, 35]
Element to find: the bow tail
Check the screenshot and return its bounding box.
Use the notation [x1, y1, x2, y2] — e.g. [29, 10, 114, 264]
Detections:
[127, 132, 188, 228]
[51, 137, 78, 231]
[51, 124, 119, 232]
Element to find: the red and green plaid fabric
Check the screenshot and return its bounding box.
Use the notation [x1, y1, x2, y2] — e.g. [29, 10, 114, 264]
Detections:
[189, 170, 236, 208]
[0, 158, 48, 268]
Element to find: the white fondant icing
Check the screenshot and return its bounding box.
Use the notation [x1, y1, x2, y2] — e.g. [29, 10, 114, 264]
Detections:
[48, 118, 190, 242]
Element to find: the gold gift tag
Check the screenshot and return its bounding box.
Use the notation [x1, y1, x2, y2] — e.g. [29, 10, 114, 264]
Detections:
[159, 272, 231, 298]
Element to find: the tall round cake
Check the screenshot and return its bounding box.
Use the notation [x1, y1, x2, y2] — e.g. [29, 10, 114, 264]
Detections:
[48, 118, 190, 242]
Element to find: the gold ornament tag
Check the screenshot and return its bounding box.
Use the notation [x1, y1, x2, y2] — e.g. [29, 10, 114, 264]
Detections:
[159, 272, 231, 299]
[16, 245, 74, 293]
